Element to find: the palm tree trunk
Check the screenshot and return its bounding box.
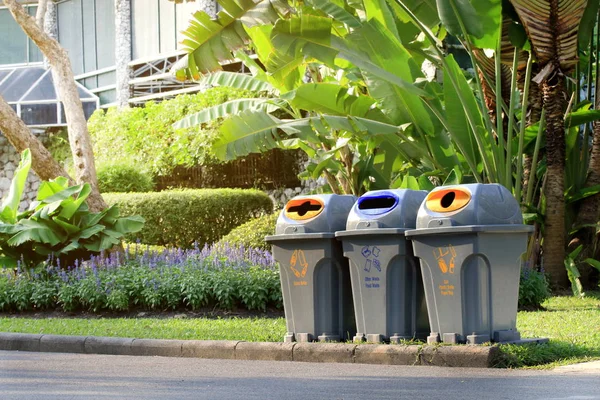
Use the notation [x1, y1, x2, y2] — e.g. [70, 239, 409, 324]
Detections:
[541, 73, 568, 288]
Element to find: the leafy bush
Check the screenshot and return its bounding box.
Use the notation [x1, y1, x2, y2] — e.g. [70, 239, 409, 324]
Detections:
[97, 164, 154, 193]
[104, 189, 273, 248]
[88, 86, 256, 176]
[0, 243, 281, 313]
[519, 268, 551, 309]
[217, 212, 278, 251]
[0, 150, 144, 269]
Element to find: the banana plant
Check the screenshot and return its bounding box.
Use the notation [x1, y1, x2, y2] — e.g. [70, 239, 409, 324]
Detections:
[0, 150, 145, 269]
[172, 7, 448, 195]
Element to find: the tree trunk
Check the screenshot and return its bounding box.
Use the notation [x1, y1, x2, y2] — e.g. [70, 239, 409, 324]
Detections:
[0, 96, 74, 183]
[4, 0, 106, 212]
[115, 0, 132, 108]
[541, 72, 568, 288]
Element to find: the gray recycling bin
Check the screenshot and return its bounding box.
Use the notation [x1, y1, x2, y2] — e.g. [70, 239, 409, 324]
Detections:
[405, 184, 533, 345]
[265, 194, 357, 343]
[336, 190, 430, 343]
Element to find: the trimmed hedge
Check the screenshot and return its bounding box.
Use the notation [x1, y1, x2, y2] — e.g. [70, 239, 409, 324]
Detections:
[98, 163, 154, 193]
[217, 212, 278, 251]
[104, 189, 273, 248]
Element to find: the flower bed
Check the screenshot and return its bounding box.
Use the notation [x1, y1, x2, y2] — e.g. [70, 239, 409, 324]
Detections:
[0, 243, 282, 313]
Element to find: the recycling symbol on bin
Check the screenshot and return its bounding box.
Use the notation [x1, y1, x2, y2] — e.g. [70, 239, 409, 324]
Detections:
[433, 245, 456, 274]
[290, 249, 309, 278]
[362, 246, 381, 273]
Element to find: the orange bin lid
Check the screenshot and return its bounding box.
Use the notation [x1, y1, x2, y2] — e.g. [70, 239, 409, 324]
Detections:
[284, 198, 324, 220]
[425, 187, 471, 213]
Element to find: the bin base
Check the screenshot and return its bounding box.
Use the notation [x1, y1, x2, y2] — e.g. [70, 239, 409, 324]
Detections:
[428, 330, 523, 344]
[318, 334, 340, 342]
[353, 333, 365, 343]
[493, 330, 521, 342]
[284, 333, 296, 343]
[365, 334, 384, 344]
[466, 334, 491, 345]
[389, 335, 416, 344]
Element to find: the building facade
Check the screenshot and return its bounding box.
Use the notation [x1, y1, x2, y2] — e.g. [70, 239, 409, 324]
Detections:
[0, 0, 217, 107]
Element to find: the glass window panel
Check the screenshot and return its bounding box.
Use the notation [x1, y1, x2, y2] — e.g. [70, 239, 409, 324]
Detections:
[0, 10, 27, 65]
[95, 0, 116, 69]
[0, 68, 46, 101]
[159, 0, 176, 54]
[82, 0, 97, 73]
[77, 84, 96, 99]
[98, 89, 116, 105]
[132, 0, 160, 59]
[22, 73, 57, 101]
[58, 0, 84, 75]
[21, 103, 59, 126]
[97, 71, 116, 88]
[82, 100, 98, 120]
[0, 70, 11, 84]
[26, 6, 43, 63]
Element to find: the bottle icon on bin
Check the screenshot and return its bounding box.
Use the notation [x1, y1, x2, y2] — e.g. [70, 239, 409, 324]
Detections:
[433, 245, 456, 274]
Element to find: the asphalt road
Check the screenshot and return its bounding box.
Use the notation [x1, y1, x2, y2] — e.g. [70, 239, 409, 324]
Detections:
[0, 350, 598, 400]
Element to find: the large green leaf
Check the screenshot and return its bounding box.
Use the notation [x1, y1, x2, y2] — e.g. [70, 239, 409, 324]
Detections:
[173, 98, 283, 129]
[390, 0, 440, 28]
[174, 0, 283, 80]
[7, 219, 65, 247]
[114, 216, 145, 234]
[213, 110, 285, 160]
[58, 183, 91, 220]
[443, 55, 486, 177]
[36, 177, 69, 201]
[213, 109, 404, 160]
[0, 149, 31, 224]
[270, 14, 427, 98]
[197, 71, 274, 92]
[308, 0, 361, 28]
[565, 109, 600, 128]
[510, 0, 587, 70]
[578, 0, 600, 48]
[437, 0, 502, 49]
[282, 83, 376, 117]
[345, 20, 434, 134]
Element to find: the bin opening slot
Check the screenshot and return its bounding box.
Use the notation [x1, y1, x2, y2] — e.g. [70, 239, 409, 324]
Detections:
[285, 199, 324, 220]
[426, 188, 471, 213]
[440, 192, 455, 208]
[358, 195, 397, 212]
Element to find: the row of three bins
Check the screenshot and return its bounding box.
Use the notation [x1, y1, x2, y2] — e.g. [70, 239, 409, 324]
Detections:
[265, 184, 533, 345]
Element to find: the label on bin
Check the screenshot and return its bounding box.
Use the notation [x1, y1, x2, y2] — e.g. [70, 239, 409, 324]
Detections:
[434, 245, 456, 296]
[290, 249, 309, 286]
[439, 279, 455, 296]
[362, 245, 382, 289]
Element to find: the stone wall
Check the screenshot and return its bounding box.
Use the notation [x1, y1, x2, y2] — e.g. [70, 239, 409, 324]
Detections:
[0, 135, 44, 211]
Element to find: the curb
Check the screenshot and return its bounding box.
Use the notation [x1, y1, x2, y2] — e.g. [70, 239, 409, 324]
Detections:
[0, 332, 501, 367]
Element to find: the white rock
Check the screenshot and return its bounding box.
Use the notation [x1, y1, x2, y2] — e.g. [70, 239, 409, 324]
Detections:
[0, 177, 11, 191]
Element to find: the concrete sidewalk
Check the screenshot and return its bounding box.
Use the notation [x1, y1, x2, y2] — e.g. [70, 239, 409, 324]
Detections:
[0, 332, 500, 367]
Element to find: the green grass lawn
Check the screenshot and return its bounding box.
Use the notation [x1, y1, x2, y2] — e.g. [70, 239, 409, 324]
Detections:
[0, 292, 598, 368]
[497, 292, 600, 368]
[0, 315, 287, 343]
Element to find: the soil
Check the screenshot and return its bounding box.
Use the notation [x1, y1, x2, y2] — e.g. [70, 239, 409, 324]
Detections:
[0, 307, 285, 320]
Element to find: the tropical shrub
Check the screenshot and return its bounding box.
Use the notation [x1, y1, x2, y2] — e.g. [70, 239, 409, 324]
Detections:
[97, 163, 154, 193]
[0, 150, 145, 269]
[519, 268, 551, 309]
[104, 189, 273, 248]
[0, 243, 281, 312]
[88, 86, 256, 176]
[217, 212, 278, 251]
